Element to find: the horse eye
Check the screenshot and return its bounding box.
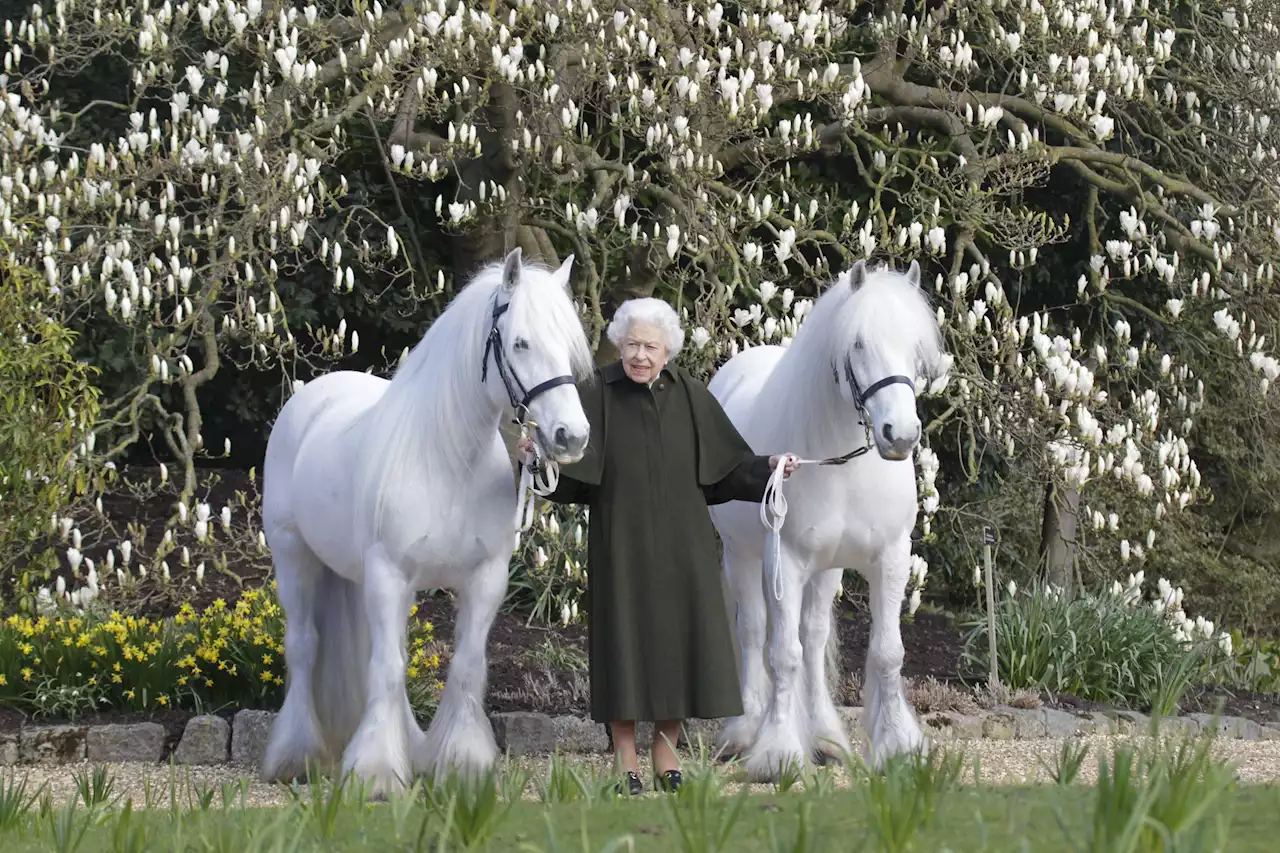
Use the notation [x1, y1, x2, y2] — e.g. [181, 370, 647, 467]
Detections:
[513, 338, 530, 351]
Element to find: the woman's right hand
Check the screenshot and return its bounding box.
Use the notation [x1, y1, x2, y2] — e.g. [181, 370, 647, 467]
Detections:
[516, 437, 535, 465]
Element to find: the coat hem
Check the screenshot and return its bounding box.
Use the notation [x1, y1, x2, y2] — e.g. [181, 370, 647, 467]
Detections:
[589, 704, 746, 724]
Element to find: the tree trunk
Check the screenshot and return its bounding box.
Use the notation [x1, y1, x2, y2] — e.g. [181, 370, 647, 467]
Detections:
[1039, 480, 1080, 593]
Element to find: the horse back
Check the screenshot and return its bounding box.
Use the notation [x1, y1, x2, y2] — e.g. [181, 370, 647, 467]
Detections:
[706, 345, 787, 430]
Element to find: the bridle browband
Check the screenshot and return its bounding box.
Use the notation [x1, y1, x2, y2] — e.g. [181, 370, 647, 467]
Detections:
[818, 352, 916, 465]
[481, 297, 576, 428]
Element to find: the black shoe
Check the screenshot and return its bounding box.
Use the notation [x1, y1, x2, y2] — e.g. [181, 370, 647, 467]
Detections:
[655, 770, 682, 793]
[615, 771, 642, 796]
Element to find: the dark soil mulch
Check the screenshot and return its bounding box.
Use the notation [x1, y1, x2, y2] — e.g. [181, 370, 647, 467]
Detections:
[97, 467, 269, 614]
[21, 465, 272, 621]
[4, 603, 1280, 732]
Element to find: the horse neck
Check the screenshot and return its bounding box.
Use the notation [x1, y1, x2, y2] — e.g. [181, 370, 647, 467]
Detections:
[360, 286, 506, 488]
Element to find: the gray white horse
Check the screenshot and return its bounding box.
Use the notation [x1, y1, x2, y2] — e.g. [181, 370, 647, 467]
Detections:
[707, 259, 946, 780]
[259, 249, 593, 797]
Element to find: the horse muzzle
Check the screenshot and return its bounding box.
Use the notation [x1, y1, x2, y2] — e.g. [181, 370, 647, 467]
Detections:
[540, 425, 589, 464]
[874, 420, 920, 461]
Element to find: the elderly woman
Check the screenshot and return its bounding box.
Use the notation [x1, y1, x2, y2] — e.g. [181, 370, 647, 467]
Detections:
[519, 297, 795, 795]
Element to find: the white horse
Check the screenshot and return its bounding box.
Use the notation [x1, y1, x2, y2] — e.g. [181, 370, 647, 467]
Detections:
[707, 259, 945, 780]
[259, 248, 593, 797]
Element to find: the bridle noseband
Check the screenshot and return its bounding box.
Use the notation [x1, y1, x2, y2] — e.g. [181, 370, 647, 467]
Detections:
[820, 353, 916, 464]
[481, 297, 576, 428]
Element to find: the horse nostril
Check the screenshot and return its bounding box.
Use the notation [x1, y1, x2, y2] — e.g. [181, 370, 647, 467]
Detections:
[882, 423, 894, 443]
[554, 426, 569, 448]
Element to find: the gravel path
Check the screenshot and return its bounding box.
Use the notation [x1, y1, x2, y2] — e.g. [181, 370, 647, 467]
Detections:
[7, 736, 1280, 810]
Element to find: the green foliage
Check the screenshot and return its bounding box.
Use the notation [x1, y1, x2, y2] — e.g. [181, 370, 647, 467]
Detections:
[0, 251, 99, 574]
[1042, 740, 1091, 787]
[1060, 736, 1237, 853]
[0, 735, 1263, 852]
[0, 584, 440, 717]
[1213, 633, 1280, 694]
[851, 749, 965, 853]
[961, 582, 1225, 710]
[507, 504, 589, 627]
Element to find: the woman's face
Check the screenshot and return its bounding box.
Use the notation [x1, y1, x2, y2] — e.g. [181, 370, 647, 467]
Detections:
[621, 321, 668, 384]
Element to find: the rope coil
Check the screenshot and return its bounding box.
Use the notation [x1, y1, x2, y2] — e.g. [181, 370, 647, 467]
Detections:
[759, 434, 874, 601]
[514, 422, 560, 544]
[760, 454, 805, 602]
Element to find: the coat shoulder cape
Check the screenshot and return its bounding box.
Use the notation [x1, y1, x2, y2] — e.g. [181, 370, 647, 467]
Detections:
[558, 361, 755, 488]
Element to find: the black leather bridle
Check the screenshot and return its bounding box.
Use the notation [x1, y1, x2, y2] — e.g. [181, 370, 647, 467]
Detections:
[819, 352, 916, 465]
[481, 297, 576, 428]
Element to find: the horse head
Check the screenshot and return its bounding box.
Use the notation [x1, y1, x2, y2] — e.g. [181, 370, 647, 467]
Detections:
[484, 247, 593, 464]
[836, 259, 944, 461]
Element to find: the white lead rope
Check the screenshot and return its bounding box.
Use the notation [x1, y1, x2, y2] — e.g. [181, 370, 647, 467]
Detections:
[760, 453, 810, 603]
[760, 441, 872, 601]
[514, 424, 560, 545]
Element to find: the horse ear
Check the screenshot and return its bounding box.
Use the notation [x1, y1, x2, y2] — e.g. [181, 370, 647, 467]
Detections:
[555, 254, 575, 293]
[501, 247, 523, 292]
[905, 259, 922, 288]
[847, 259, 867, 291]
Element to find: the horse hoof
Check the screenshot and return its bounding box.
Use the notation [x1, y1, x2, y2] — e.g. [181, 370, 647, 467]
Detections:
[743, 746, 807, 782]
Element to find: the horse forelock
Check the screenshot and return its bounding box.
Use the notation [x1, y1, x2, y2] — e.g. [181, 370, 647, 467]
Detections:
[497, 264, 595, 382]
[836, 266, 943, 377]
[749, 262, 942, 450]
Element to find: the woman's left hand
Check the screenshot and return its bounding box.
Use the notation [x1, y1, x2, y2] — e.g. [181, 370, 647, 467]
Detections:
[769, 454, 799, 479]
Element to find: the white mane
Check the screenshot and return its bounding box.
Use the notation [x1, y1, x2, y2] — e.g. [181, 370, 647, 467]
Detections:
[753, 264, 943, 450]
[352, 261, 594, 541]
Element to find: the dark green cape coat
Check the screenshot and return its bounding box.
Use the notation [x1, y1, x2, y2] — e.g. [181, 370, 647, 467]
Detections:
[547, 360, 772, 723]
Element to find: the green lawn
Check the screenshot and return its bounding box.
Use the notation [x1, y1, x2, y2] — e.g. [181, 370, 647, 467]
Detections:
[2, 735, 1271, 851]
[3, 783, 1277, 852]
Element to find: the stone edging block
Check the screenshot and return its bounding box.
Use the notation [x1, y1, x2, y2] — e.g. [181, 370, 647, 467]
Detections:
[0, 706, 1274, 766]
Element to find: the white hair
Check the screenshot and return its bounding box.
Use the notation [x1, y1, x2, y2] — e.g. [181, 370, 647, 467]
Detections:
[606, 297, 685, 357]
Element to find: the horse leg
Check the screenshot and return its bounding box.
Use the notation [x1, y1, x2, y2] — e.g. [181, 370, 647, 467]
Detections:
[862, 538, 927, 769]
[400, 684, 431, 776]
[341, 544, 414, 799]
[260, 528, 328, 782]
[420, 553, 505, 780]
[801, 568, 851, 763]
[718, 547, 769, 758]
[743, 544, 809, 782]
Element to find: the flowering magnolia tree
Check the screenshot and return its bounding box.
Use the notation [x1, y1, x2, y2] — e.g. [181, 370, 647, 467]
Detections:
[2, 0, 1280, 628]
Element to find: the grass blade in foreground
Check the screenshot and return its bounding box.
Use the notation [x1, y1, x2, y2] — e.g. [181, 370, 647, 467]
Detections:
[1056, 734, 1237, 853]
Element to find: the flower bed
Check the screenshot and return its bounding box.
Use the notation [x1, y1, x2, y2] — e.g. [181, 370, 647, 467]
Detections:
[0, 583, 441, 719]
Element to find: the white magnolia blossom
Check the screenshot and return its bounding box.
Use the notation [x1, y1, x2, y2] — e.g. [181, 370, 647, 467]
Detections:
[5, 0, 1279, 628]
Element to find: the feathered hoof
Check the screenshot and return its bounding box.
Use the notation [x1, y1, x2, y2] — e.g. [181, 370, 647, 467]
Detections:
[259, 757, 317, 786]
[742, 726, 809, 783]
[420, 716, 499, 785]
[810, 726, 853, 766]
[716, 715, 761, 762]
[341, 723, 413, 801]
[260, 737, 330, 786]
[865, 725, 930, 772]
[343, 759, 411, 801]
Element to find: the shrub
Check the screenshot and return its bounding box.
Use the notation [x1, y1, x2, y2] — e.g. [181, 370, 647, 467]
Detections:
[0, 583, 441, 719]
[961, 574, 1231, 713]
[0, 249, 99, 580]
[506, 504, 588, 628]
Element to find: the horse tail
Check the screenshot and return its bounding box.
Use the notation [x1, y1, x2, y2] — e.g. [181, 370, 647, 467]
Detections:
[311, 564, 370, 759]
[825, 590, 843, 702]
